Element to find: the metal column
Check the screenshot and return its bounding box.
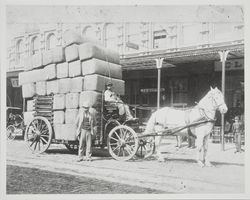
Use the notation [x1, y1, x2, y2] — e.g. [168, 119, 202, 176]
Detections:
[155, 58, 164, 110]
[218, 50, 229, 151]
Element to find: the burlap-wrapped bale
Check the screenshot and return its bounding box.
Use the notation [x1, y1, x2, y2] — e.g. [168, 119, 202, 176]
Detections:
[65, 44, 79, 62]
[53, 47, 65, 63]
[79, 91, 102, 108]
[53, 94, 65, 110]
[24, 56, 33, 71]
[54, 124, 77, 141]
[47, 79, 71, 94]
[19, 69, 46, 85]
[84, 74, 125, 95]
[79, 43, 120, 64]
[53, 111, 65, 124]
[44, 64, 57, 80]
[58, 78, 71, 94]
[70, 77, 84, 93]
[42, 49, 53, 66]
[27, 100, 35, 111]
[69, 60, 82, 77]
[66, 93, 79, 109]
[23, 111, 35, 126]
[36, 81, 46, 96]
[56, 62, 69, 79]
[46, 80, 59, 95]
[32, 52, 43, 69]
[22, 83, 36, 98]
[65, 109, 79, 124]
[18, 71, 29, 86]
[81, 58, 122, 79]
[62, 30, 84, 47]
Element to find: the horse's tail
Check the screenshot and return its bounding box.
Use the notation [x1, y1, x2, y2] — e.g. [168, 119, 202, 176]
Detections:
[143, 112, 156, 135]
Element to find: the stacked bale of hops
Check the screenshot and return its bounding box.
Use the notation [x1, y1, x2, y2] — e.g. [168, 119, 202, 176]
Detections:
[19, 30, 124, 145]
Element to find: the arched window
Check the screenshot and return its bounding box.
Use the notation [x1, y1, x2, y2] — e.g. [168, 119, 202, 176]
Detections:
[30, 36, 39, 55]
[46, 33, 57, 50]
[82, 26, 97, 40]
[16, 39, 24, 64]
[105, 24, 119, 50]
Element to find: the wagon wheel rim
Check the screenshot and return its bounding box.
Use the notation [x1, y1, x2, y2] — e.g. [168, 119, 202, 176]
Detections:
[24, 116, 52, 154]
[65, 143, 79, 153]
[7, 125, 16, 140]
[136, 136, 155, 159]
[108, 125, 138, 161]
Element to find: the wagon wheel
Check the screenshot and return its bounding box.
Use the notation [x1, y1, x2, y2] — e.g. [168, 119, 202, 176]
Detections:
[65, 143, 79, 153]
[7, 125, 16, 140]
[136, 136, 155, 159]
[24, 116, 53, 154]
[107, 125, 139, 161]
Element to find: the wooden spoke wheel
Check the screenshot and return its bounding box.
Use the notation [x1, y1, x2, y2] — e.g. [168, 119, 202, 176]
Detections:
[107, 125, 139, 161]
[136, 136, 155, 159]
[24, 116, 53, 154]
[65, 143, 79, 153]
[7, 125, 16, 140]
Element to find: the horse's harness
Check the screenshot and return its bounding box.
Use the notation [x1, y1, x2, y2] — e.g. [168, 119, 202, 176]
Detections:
[149, 106, 216, 138]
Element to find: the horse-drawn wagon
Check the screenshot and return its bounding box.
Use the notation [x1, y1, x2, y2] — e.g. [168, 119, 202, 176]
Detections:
[23, 93, 155, 161]
[20, 31, 227, 166]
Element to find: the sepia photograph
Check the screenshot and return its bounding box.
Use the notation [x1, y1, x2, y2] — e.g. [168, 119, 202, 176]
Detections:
[1, 1, 249, 199]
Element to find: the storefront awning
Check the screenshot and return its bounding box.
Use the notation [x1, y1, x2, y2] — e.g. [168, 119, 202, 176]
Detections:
[120, 42, 244, 70]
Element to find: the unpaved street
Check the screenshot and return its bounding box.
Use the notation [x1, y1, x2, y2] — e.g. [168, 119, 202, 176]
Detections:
[6, 138, 245, 194]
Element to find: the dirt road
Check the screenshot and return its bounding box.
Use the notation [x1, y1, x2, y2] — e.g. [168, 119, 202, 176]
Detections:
[6, 138, 245, 194]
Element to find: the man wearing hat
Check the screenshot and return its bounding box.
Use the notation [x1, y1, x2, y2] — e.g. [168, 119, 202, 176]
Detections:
[104, 81, 134, 120]
[75, 102, 96, 161]
[232, 116, 243, 153]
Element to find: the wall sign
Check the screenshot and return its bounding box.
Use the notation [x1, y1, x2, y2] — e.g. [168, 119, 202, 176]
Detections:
[214, 59, 244, 71]
[140, 88, 165, 93]
[11, 78, 20, 88]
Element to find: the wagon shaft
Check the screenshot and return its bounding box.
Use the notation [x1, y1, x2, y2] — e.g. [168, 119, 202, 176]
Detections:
[138, 119, 216, 138]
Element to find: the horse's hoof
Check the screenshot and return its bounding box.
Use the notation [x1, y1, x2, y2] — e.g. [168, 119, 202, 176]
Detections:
[158, 158, 165, 162]
[197, 160, 205, 168]
[204, 161, 213, 167]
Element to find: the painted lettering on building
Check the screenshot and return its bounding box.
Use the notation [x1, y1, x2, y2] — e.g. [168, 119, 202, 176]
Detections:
[214, 59, 244, 71]
[140, 88, 165, 93]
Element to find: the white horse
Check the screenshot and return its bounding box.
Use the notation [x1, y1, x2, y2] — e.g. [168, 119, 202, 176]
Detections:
[144, 87, 228, 167]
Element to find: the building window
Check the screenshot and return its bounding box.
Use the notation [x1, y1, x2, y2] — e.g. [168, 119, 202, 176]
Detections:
[213, 23, 233, 42]
[30, 36, 39, 55]
[126, 23, 140, 52]
[181, 23, 201, 46]
[46, 33, 57, 50]
[233, 23, 244, 40]
[105, 23, 119, 51]
[16, 39, 24, 65]
[153, 30, 167, 49]
[200, 22, 210, 44]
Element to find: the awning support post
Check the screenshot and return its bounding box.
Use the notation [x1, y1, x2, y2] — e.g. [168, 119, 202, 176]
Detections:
[155, 58, 164, 110]
[218, 50, 229, 151]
